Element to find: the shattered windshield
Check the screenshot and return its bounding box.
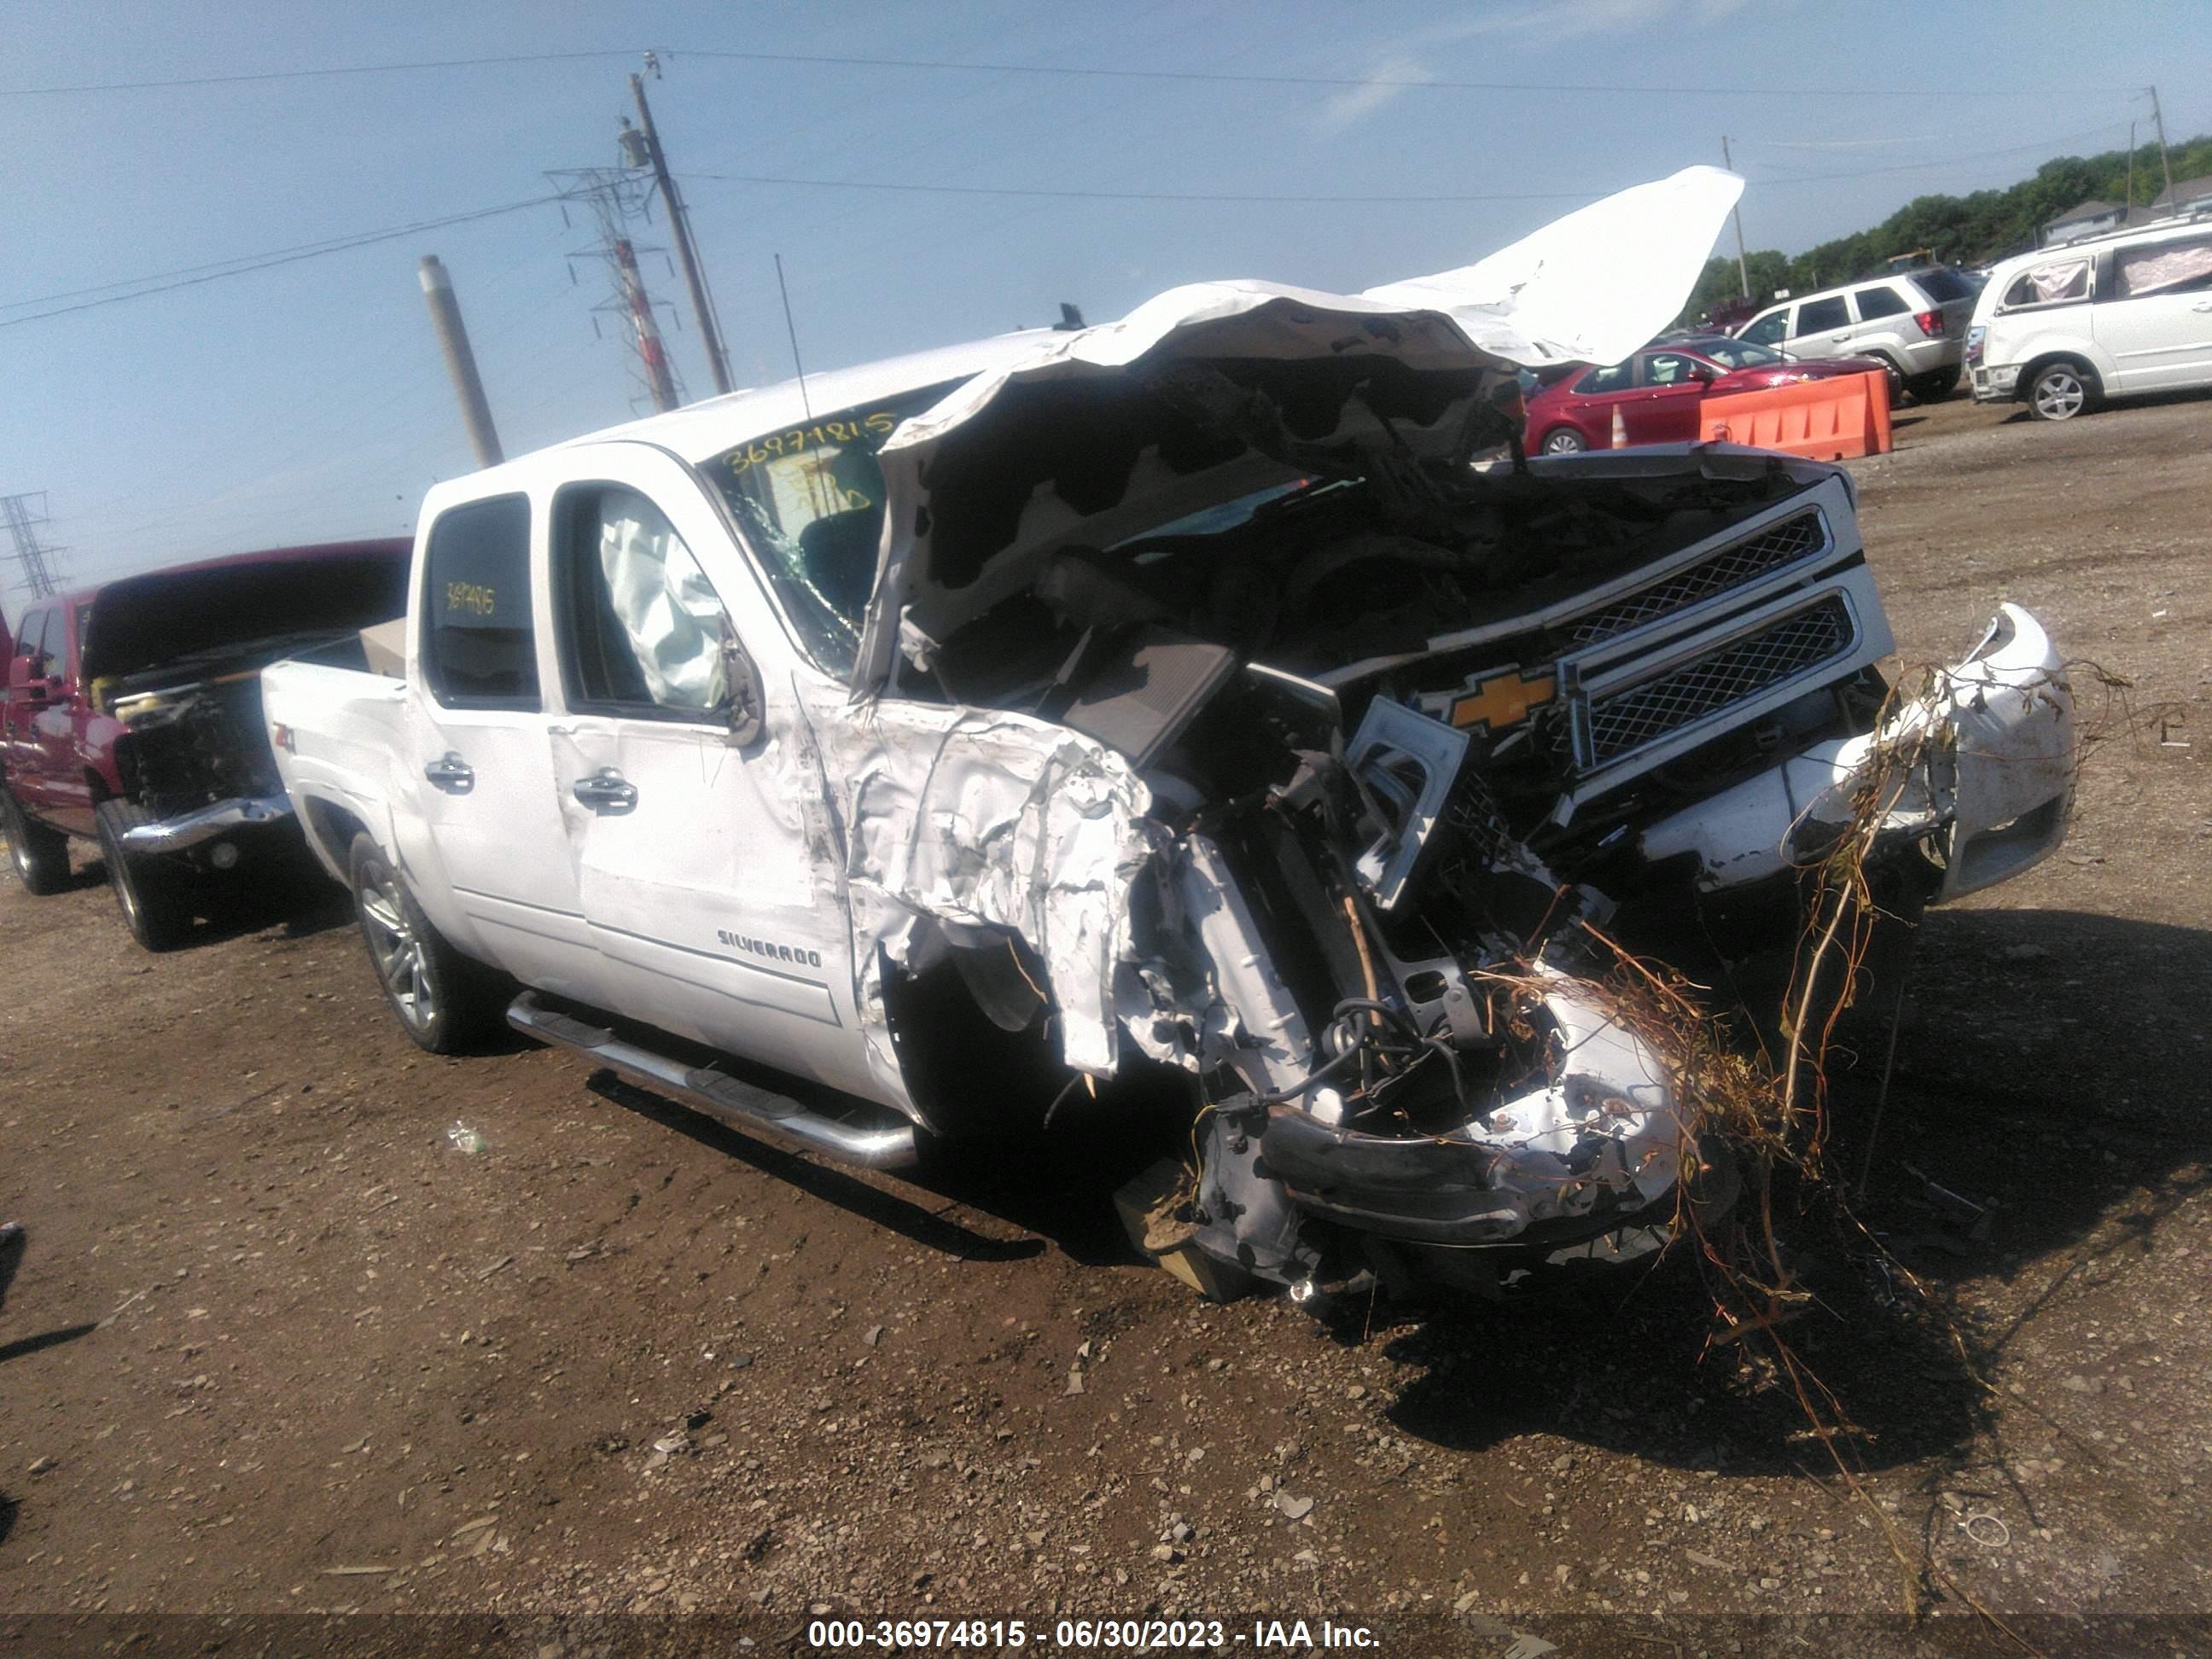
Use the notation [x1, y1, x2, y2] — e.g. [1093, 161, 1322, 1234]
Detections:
[707, 381, 965, 678]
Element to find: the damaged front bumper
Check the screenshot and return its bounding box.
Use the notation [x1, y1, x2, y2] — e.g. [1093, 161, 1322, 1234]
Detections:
[1639, 603, 2074, 901]
[118, 793, 294, 854]
[1124, 606, 2072, 1301]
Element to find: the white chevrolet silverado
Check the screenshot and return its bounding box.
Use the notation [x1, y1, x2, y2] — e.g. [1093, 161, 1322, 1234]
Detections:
[264, 172, 2076, 1302]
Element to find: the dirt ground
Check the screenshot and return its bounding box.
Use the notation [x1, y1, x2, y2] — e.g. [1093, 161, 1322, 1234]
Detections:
[3, 391, 2209, 1658]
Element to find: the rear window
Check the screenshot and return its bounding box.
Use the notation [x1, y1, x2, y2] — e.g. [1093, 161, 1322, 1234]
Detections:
[422, 494, 538, 709]
[1910, 269, 1976, 302]
[1853, 285, 1910, 321]
[1579, 361, 1633, 394]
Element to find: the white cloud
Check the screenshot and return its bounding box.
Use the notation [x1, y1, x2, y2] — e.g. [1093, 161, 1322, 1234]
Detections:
[1318, 0, 1786, 131]
[1318, 53, 1431, 133]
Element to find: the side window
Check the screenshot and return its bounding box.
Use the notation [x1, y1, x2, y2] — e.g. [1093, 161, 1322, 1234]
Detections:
[1797, 295, 1850, 332]
[1853, 285, 1910, 322]
[422, 493, 538, 709]
[1739, 310, 1789, 347]
[1642, 352, 1699, 387]
[2001, 259, 2091, 309]
[2115, 235, 2212, 299]
[555, 484, 731, 719]
[15, 610, 52, 678]
[1579, 360, 1633, 394]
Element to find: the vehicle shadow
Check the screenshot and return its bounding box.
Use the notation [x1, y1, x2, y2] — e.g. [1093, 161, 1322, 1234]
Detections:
[585, 1071, 1047, 1267]
[564, 1008, 1186, 1271]
[87, 854, 357, 953]
[1367, 906, 2212, 1476]
[0, 1225, 97, 1369]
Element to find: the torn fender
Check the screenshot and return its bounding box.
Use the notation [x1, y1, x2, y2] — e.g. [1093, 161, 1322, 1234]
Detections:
[795, 684, 1158, 1105]
[1638, 603, 2075, 900]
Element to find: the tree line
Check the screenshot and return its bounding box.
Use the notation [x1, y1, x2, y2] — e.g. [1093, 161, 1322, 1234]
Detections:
[1682, 132, 2212, 325]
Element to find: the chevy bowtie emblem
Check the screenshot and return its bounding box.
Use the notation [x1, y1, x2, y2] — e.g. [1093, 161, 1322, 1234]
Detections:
[1449, 669, 1556, 731]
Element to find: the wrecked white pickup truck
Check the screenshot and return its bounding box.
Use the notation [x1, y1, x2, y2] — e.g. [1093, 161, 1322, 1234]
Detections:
[263, 170, 2075, 1303]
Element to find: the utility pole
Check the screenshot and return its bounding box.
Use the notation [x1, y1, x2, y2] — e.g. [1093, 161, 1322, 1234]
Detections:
[614, 236, 680, 413]
[1720, 136, 1750, 300]
[627, 73, 731, 396]
[418, 256, 504, 468]
[2149, 85, 2174, 207]
[2128, 120, 2137, 209]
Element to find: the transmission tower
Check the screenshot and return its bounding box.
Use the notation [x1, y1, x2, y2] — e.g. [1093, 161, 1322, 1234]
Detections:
[1, 492, 67, 602]
[548, 166, 686, 414]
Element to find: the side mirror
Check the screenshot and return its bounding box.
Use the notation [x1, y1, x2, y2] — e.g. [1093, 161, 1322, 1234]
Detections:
[722, 635, 765, 749]
[1685, 361, 1720, 382]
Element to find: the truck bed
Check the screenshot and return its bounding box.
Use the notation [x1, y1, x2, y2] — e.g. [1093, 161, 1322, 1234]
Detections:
[260, 648, 408, 885]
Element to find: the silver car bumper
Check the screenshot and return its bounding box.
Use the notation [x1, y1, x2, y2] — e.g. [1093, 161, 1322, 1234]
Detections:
[118, 794, 294, 853]
[1639, 604, 2075, 901]
[1970, 364, 2022, 402]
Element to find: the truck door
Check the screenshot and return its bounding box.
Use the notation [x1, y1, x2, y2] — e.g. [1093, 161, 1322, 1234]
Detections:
[539, 455, 876, 1101]
[30, 602, 96, 835]
[403, 492, 601, 1004]
[4, 609, 54, 802]
[5, 608, 83, 829]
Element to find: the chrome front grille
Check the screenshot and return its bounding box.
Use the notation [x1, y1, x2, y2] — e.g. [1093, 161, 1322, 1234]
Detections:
[1566, 510, 1825, 648]
[1582, 597, 1854, 767]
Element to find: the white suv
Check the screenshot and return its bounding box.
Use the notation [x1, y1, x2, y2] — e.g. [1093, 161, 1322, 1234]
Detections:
[1967, 214, 2212, 420]
[1735, 269, 1978, 402]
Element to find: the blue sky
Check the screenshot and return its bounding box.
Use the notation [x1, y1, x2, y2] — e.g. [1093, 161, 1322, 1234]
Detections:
[4, 0, 2206, 602]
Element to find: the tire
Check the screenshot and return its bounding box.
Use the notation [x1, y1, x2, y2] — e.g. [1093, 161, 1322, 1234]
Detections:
[1868, 355, 1906, 406]
[2027, 358, 2098, 422]
[94, 798, 195, 951]
[346, 831, 505, 1054]
[1907, 368, 1959, 404]
[2, 788, 71, 897]
[1537, 426, 1587, 454]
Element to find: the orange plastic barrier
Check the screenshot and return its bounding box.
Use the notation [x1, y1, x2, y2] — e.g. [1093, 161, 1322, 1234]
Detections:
[1700, 369, 1892, 461]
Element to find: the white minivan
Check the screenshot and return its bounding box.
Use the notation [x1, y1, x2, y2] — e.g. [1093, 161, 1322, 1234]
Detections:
[1967, 214, 2212, 420]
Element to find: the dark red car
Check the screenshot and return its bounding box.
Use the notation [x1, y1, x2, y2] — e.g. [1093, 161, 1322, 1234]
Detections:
[3, 541, 408, 949]
[1523, 337, 1889, 453]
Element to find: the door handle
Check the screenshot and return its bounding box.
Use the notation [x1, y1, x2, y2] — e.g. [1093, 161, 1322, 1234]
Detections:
[423, 752, 475, 795]
[572, 767, 638, 815]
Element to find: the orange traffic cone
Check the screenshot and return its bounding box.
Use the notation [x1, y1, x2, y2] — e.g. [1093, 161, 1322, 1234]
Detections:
[1610, 406, 1627, 449]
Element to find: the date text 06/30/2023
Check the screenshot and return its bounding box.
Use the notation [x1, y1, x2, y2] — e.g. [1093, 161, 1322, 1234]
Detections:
[804, 1617, 1382, 1650]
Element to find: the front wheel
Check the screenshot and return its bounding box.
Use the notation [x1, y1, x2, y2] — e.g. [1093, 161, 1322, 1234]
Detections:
[1537, 426, 1587, 454]
[94, 799, 195, 950]
[3, 789, 71, 897]
[2027, 359, 2097, 422]
[347, 831, 505, 1054]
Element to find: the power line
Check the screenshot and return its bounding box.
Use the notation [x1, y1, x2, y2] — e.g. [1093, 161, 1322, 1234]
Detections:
[0, 49, 643, 97]
[0, 194, 567, 329]
[0, 44, 2134, 103]
[681, 172, 1598, 205]
[0, 120, 2155, 332]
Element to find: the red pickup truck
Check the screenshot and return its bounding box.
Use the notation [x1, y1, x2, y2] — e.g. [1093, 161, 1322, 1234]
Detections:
[2, 541, 409, 948]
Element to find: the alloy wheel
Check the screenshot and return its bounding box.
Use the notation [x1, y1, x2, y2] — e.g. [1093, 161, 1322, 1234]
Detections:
[2033, 369, 2086, 421]
[359, 870, 436, 1033]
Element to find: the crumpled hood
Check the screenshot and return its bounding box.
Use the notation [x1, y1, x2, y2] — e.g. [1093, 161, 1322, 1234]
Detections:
[853, 166, 1744, 690]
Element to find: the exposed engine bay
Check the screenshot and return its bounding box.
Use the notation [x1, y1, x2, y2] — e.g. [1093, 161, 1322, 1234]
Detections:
[851, 341, 2074, 1302]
